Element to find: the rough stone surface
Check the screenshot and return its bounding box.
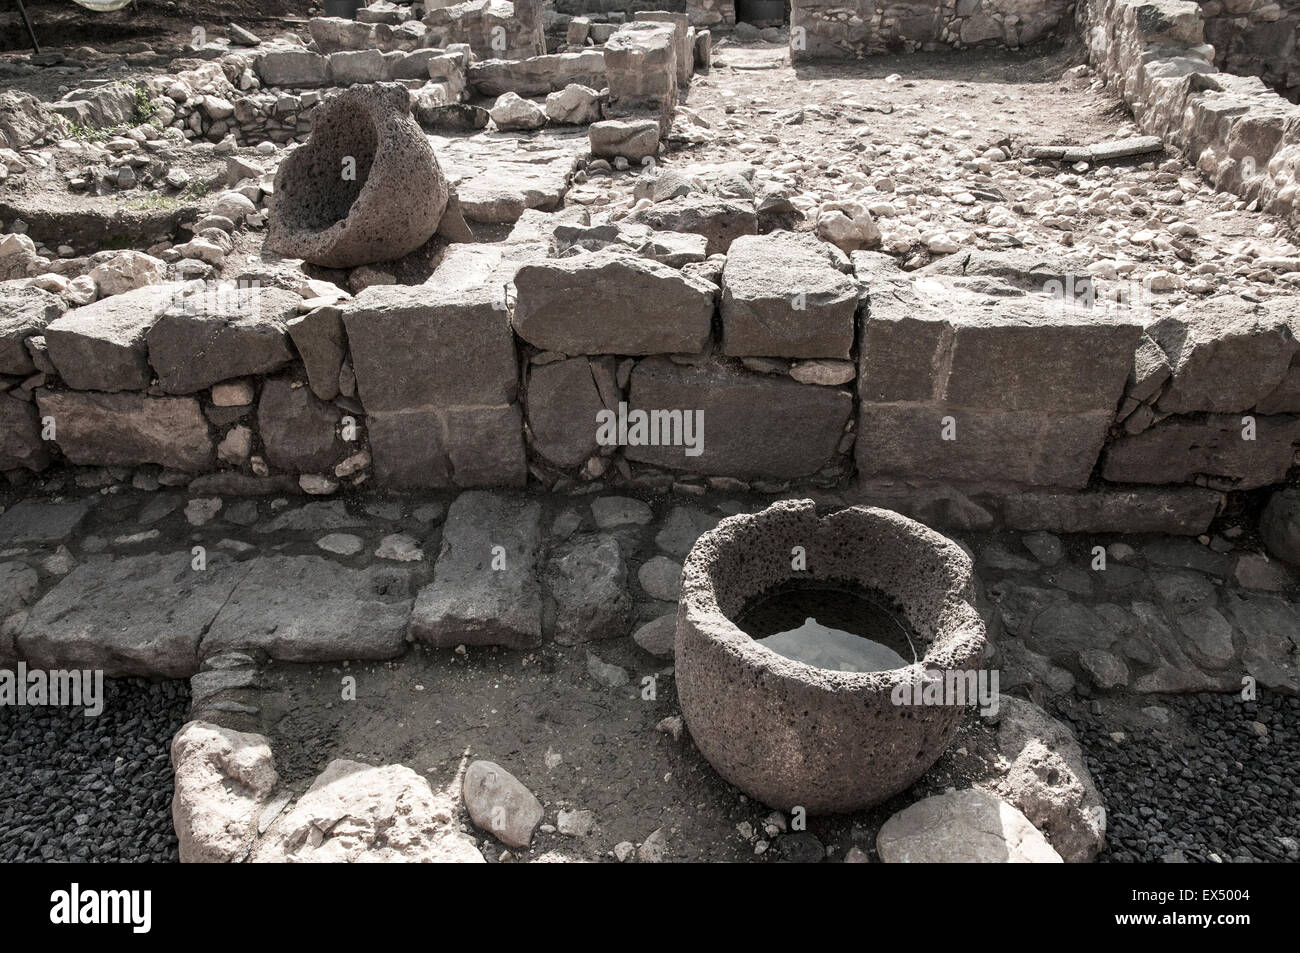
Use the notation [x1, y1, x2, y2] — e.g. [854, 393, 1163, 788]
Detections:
[171, 721, 278, 863]
[877, 789, 1063, 863]
[721, 231, 858, 359]
[286, 306, 346, 402]
[0, 395, 50, 471]
[0, 288, 64, 376]
[625, 357, 851, 478]
[267, 84, 447, 268]
[146, 286, 298, 394]
[201, 555, 413, 662]
[1261, 488, 1300, 567]
[257, 378, 342, 473]
[36, 390, 214, 472]
[254, 759, 482, 862]
[512, 252, 714, 355]
[410, 491, 543, 648]
[546, 532, 634, 644]
[44, 284, 170, 391]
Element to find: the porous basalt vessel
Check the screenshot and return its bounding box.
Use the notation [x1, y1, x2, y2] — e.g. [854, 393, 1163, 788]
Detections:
[675, 499, 987, 814]
[267, 83, 447, 268]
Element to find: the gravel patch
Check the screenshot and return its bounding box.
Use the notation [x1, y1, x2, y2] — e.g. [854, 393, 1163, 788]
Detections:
[0, 677, 190, 862]
[1058, 691, 1300, 863]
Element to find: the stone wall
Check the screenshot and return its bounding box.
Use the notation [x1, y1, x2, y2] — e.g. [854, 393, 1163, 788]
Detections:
[9, 205, 1296, 534]
[789, 0, 1075, 60]
[1077, 0, 1300, 227]
[1195, 0, 1300, 99]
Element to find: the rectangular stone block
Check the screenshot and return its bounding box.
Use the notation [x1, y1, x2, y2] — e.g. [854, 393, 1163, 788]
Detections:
[721, 232, 858, 359]
[145, 285, 298, 394]
[409, 490, 543, 648]
[366, 404, 525, 489]
[256, 50, 329, 87]
[341, 284, 519, 413]
[468, 50, 606, 98]
[634, 11, 693, 86]
[18, 552, 246, 678]
[36, 389, 214, 471]
[44, 284, 170, 391]
[526, 356, 609, 468]
[512, 251, 714, 355]
[604, 22, 678, 127]
[1102, 413, 1300, 489]
[855, 402, 1113, 489]
[624, 357, 852, 478]
[201, 556, 413, 662]
[999, 486, 1224, 535]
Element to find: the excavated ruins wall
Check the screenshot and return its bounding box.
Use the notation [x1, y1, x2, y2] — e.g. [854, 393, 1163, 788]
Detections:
[1077, 0, 1300, 227]
[1194, 0, 1300, 99]
[789, 0, 1076, 60]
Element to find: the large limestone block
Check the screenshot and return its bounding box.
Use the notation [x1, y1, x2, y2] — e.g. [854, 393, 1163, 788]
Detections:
[604, 22, 678, 125]
[855, 402, 1112, 488]
[1102, 414, 1300, 489]
[267, 84, 447, 268]
[720, 231, 858, 359]
[624, 357, 851, 478]
[342, 284, 518, 413]
[512, 251, 714, 355]
[145, 286, 298, 394]
[877, 789, 1062, 863]
[469, 51, 606, 98]
[366, 404, 526, 489]
[36, 389, 214, 471]
[18, 552, 248, 677]
[202, 555, 414, 661]
[526, 356, 611, 468]
[634, 11, 694, 86]
[253, 759, 483, 862]
[44, 284, 171, 391]
[626, 193, 757, 255]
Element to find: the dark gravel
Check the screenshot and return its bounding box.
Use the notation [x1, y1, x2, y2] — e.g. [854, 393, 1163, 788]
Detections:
[0, 677, 190, 862]
[1059, 691, 1300, 863]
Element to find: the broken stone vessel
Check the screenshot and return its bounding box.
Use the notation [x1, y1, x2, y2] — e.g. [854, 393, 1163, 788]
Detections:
[675, 499, 987, 814]
[267, 83, 447, 268]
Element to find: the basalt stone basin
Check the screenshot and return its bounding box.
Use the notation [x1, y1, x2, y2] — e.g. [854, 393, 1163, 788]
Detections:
[266, 83, 447, 268]
[675, 499, 987, 814]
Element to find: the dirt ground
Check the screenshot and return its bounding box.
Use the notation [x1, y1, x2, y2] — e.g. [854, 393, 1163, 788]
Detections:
[252, 646, 1000, 863]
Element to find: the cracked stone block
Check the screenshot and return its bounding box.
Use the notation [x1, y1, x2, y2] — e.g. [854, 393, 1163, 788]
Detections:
[0, 287, 65, 376]
[267, 84, 448, 268]
[409, 491, 543, 648]
[366, 405, 525, 489]
[255, 50, 328, 87]
[202, 555, 413, 662]
[512, 252, 714, 355]
[145, 286, 299, 394]
[1102, 414, 1300, 489]
[720, 231, 858, 359]
[527, 356, 613, 468]
[18, 552, 247, 677]
[171, 721, 279, 864]
[36, 389, 214, 472]
[634, 11, 694, 86]
[257, 378, 343, 473]
[625, 357, 852, 479]
[1148, 295, 1300, 413]
[43, 283, 172, 391]
[0, 394, 50, 471]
